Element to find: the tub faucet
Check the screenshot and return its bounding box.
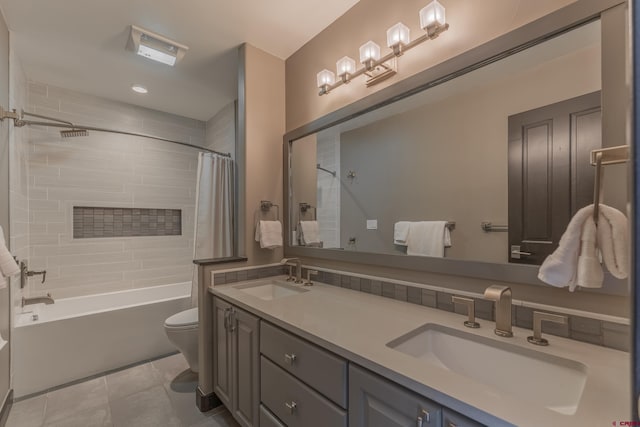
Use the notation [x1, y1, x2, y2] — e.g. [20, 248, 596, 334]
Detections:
[22, 293, 54, 308]
[483, 285, 513, 337]
[280, 258, 303, 284]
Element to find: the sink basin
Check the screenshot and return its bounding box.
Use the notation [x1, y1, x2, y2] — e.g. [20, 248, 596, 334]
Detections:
[387, 324, 587, 415]
[237, 281, 308, 301]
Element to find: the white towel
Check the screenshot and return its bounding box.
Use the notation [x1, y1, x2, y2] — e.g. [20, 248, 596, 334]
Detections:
[538, 204, 628, 292]
[298, 221, 321, 246]
[406, 221, 448, 257]
[394, 222, 411, 246]
[0, 226, 19, 286]
[254, 220, 283, 249]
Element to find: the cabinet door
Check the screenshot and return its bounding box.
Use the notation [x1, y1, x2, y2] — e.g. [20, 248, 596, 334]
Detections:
[212, 297, 233, 409]
[349, 364, 441, 427]
[231, 307, 260, 427]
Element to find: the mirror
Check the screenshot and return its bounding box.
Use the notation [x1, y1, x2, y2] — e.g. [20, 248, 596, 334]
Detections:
[289, 19, 625, 266]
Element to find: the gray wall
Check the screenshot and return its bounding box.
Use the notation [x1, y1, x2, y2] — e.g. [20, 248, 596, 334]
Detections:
[0, 7, 10, 413]
[339, 40, 601, 262]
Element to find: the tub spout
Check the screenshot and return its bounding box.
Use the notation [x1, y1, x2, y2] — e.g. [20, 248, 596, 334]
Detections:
[22, 293, 55, 308]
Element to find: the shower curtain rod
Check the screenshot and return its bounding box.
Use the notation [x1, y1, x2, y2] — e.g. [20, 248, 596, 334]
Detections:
[0, 107, 232, 158]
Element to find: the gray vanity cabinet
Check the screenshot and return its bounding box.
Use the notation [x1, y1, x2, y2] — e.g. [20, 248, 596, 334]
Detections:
[212, 297, 260, 427]
[349, 364, 443, 427]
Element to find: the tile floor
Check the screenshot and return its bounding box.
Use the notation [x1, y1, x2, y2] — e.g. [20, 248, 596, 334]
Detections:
[6, 353, 240, 427]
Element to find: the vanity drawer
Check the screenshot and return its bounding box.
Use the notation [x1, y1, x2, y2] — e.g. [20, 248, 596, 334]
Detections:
[261, 356, 347, 427]
[443, 409, 485, 427]
[260, 405, 286, 427]
[260, 321, 347, 407]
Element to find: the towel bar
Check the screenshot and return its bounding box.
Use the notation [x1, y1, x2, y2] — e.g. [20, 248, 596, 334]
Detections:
[481, 222, 508, 232]
[590, 145, 629, 224]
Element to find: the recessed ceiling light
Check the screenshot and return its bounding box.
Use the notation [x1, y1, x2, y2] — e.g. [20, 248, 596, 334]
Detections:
[131, 85, 148, 94]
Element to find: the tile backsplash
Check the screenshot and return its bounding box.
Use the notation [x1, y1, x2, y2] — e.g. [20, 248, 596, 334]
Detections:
[73, 207, 181, 238]
[214, 264, 630, 352]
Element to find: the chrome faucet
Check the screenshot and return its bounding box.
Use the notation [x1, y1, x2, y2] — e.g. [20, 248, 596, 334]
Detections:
[21, 293, 54, 308]
[280, 258, 303, 284]
[483, 285, 513, 337]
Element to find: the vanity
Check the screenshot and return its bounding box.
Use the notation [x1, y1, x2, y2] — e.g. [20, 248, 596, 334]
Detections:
[209, 276, 628, 427]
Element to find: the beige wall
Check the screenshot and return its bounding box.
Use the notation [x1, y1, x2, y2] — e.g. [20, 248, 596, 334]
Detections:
[285, 0, 577, 131]
[241, 44, 286, 265]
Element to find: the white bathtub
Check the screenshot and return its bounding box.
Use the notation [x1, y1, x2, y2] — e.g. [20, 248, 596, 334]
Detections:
[13, 282, 191, 397]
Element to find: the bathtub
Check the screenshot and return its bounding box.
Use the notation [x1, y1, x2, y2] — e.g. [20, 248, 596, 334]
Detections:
[13, 282, 191, 397]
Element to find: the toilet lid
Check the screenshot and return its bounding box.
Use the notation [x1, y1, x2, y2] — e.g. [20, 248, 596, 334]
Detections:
[165, 308, 198, 327]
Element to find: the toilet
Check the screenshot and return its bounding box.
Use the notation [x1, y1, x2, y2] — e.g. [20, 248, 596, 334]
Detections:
[164, 307, 199, 373]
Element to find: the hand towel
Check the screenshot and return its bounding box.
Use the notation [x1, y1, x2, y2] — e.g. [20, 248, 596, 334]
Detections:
[394, 222, 411, 246]
[406, 221, 448, 257]
[298, 221, 321, 246]
[0, 226, 19, 280]
[254, 220, 283, 249]
[538, 204, 628, 291]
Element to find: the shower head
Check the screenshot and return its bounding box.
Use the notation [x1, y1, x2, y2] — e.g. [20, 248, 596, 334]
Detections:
[60, 128, 89, 138]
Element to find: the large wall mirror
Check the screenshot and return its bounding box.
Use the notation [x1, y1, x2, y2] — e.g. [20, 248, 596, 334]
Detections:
[285, 3, 628, 294]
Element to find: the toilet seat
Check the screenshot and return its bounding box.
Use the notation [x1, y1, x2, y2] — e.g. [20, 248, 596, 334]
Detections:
[165, 307, 198, 329]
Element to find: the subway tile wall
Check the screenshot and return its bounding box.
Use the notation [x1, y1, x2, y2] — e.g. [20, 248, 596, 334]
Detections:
[25, 82, 234, 298]
[9, 47, 30, 309]
[315, 133, 340, 249]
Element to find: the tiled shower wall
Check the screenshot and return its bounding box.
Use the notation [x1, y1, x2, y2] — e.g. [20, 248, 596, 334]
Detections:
[316, 131, 340, 248]
[25, 82, 210, 298]
[9, 43, 30, 310]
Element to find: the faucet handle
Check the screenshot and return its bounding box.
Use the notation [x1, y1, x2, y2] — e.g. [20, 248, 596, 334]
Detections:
[527, 311, 567, 346]
[304, 270, 318, 286]
[451, 296, 480, 328]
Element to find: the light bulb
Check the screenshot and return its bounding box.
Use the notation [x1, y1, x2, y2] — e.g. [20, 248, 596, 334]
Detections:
[386, 23, 410, 48]
[336, 56, 356, 78]
[359, 41, 381, 64]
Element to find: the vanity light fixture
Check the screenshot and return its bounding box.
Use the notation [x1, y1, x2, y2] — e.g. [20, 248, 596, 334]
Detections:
[316, 0, 449, 96]
[127, 25, 189, 66]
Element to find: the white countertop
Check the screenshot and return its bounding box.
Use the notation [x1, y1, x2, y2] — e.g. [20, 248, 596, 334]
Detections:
[210, 276, 630, 427]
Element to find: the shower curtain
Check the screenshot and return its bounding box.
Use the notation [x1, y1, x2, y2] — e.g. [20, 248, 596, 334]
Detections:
[191, 153, 234, 306]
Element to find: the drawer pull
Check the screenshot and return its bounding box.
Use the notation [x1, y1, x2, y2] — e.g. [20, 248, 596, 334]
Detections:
[284, 353, 297, 365]
[417, 409, 430, 426]
[285, 401, 297, 414]
[447, 423, 457, 427]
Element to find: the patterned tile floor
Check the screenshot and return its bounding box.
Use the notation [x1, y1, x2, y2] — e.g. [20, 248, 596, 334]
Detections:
[6, 354, 239, 427]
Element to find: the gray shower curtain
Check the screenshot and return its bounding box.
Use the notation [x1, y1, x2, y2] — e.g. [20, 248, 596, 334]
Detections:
[191, 153, 234, 306]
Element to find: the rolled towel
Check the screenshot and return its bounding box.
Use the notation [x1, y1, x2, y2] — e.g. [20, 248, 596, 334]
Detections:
[596, 204, 628, 279]
[0, 226, 18, 278]
[254, 220, 283, 249]
[574, 217, 604, 289]
[538, 204, 628, 291]
[394, 222, 411, 246]
[298, 221, 321, 246]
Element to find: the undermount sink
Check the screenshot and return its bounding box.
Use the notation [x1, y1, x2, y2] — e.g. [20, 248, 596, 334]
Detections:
[237, 281, 308, 301]
[387, 323, 587, 415]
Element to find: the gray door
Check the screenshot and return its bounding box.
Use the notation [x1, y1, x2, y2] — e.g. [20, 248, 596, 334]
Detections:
[231, 307, 259, 427]
[212, 297, 233, 409]
[349, 365, 441, 427]
[508, 91, 601, 264]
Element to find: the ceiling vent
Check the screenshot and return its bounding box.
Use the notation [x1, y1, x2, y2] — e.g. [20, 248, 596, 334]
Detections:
[127, 25, 189, 66]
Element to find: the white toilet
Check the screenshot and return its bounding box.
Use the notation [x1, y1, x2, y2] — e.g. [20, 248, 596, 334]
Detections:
[164, 307, 199, 373]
